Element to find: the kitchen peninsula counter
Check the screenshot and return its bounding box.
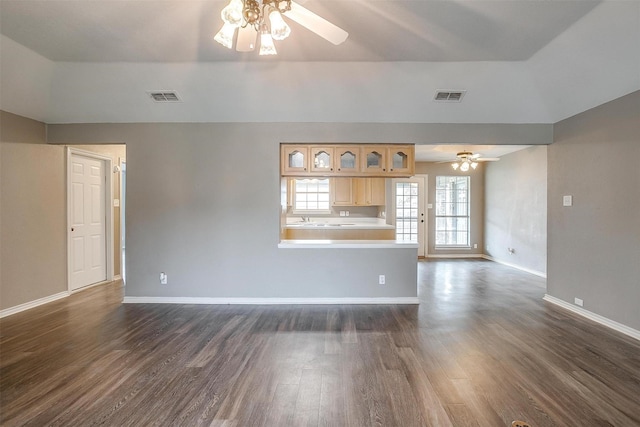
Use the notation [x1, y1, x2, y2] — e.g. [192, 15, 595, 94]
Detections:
[278, 239, 419, 249]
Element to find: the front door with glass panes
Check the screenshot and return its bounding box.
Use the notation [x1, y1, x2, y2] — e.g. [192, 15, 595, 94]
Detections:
[393, 176, 427, 257]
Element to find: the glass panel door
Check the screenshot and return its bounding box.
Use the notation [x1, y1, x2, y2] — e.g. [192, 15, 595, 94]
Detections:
[393, 176, 427, 257]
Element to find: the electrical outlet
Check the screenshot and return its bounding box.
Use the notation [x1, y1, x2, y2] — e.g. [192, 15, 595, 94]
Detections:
[473, 243, 478, 249]
[345, 211, 350, 216]
[574, 297, 583, 307]
[160, 272, 168, 285]
[379, 275, 385, 285]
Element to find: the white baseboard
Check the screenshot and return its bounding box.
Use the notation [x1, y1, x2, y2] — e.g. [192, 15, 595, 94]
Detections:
[543, 294, 640, 341]
[482, 255, 547, 278]
[0, 291, 69, 318]
[427, 254, 483, 259]
[123, 296, 420, 305]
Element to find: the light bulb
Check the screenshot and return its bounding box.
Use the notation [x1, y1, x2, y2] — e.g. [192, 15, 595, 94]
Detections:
[460, 162, 470, 172]
[471, 162, 478, 169]
[451, 162, 459, 170]
[269, 9, 291, 40]
[259, 25, 277, 55]
[221, 0, 243, 26]
[214, 22, 237, 49]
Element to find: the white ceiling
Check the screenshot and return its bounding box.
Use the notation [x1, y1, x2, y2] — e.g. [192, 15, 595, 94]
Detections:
[0, 0, 600, 62]
[414, 145, 530, 162]
[0, 1, 639, 125]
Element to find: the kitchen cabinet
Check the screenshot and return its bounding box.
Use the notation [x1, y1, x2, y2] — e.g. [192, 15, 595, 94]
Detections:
[281, 144, 414, 177]
[361, 146, 387, 175]
[282, 145, 335, 175]
[332, 177, 385, 206]
[331, 178, 353, 206]
[387, 145, 414, 176]
[334, 146, 361, 175]
[282, 145, 309, 174]
[353, 178, 386, 206]
[310, 146, 334, 173]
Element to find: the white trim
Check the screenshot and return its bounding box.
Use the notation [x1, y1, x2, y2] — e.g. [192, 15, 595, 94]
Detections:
[67, 148, 114, 293]
[543, 294, 640, 341]
[482, 255, 547, 278]
[0, 291, 69, 318]
[113, 275, 122, 280]
[70, 279, 112, 294]
[427, 254, 483, 259]
[123, 296, 420, 305]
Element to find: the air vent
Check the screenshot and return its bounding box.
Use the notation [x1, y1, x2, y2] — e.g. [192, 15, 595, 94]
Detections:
[434, 90, 466, 102]
[148, 91, 182, 102]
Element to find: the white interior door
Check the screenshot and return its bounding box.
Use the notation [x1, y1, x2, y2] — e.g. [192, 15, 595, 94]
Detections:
[393, 175, 428, 257]
[70, 154, 107, 290]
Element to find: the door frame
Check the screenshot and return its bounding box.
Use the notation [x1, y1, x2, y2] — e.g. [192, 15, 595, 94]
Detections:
[66, 147, 114, 293]
[391, 174, 428, 257]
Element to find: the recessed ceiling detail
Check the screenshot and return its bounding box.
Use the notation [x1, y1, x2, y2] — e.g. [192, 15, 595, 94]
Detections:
[434, 90, 466, 102]
[148, 91, 181, 102]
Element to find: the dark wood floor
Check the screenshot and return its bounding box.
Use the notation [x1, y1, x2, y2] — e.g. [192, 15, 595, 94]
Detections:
[1, 259, 639, 426]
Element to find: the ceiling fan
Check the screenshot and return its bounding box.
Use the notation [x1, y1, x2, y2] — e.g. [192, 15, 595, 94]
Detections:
[214, 0, 349, 55]
[440, 151, 500, 171]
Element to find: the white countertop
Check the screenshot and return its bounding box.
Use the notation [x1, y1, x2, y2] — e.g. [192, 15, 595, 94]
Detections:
[285, 217, 394, 230]
[278, 239, 419, 249]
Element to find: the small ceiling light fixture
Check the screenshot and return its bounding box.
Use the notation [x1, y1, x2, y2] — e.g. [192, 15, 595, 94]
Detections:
[451, 151, 479, 171]
[214, 0, 348, 56]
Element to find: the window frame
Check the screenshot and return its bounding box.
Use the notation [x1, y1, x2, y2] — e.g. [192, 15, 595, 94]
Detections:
[434, 175, 471, 248]
[291, 178, 332, 215]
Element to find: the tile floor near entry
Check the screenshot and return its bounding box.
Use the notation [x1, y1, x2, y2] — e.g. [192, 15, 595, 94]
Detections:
[1, 259, 639, 426]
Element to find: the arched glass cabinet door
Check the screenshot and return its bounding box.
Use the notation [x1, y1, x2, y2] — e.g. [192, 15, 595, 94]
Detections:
[335, 146, 361, 174]
[281, 145, 309, 174]
[310, 146, 334, 173]
[361, 146, 387, 174]
[387, 145, 415, 175]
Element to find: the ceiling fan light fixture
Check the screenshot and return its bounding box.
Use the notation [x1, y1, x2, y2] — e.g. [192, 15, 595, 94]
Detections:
[471, 162, 478, 169]
[451, 162, 459, 170]
[214, 22, 237, 49]
[460, 162, 470, 172]
[269, 9, 291, 40]
[221, 0, 244, 26]
[259, 24, 277, 55]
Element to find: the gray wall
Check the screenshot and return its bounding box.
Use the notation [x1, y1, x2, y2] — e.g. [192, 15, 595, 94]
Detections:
[1, 111, 67, 310]
[414, 162, 485, 256]
[485, 146, 547, 275]
[548, 91, 640, 330]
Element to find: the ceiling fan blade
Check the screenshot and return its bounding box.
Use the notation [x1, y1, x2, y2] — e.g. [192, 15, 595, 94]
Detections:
[285, 2, 348, 45]
[476, 158, 500, 161]
[236, 25, 257, 52]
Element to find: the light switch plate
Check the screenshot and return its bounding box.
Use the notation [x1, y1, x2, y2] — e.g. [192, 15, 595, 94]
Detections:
[427, 204, 433, 209]
[563, 195, 573, 207]
[113, 199, 120, 207]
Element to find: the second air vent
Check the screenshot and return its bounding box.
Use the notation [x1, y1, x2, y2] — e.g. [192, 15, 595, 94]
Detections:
[434, 90, 466, 102]
[148, 91, 182, 102]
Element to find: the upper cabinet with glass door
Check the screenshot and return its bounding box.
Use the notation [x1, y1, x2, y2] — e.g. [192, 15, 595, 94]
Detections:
[334, 146, 361, 175]
[282, 145, 335, 176]
[387, 145, 415, 176]
[310, 146, 334, 173]
[361, 146, 387, 175]
[281, 144, 414, 177]
[282, 145, 310, 175]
